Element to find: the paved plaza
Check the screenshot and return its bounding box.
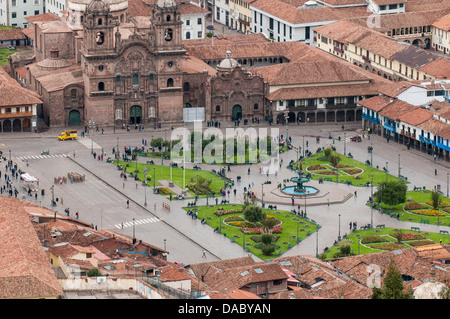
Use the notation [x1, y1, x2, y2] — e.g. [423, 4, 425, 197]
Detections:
[1, 122, 450, 265]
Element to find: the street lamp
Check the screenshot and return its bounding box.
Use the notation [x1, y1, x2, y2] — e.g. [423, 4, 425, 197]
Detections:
[144, 168, 147, 206]
[344, 132, 346, 156]
[338, 214, 341, 241]
[153, 167, 156, 191]
[385, 161, 388, 183]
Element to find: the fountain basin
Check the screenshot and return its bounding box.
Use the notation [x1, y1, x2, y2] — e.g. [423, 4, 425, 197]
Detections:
[282, 186, 319, 196]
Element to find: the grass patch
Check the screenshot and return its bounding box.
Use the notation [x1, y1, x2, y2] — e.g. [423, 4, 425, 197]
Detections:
[183, 204, 319, 260]
[296, 149, 405, 187]
[321, 227, 450, 259]
[0, 48, 19, 66]
[115, 160, 227, 197]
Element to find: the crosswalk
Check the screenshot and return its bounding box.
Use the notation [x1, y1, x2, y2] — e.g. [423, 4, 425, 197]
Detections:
[16, 153, 68, 161]
[78, 137, 102, 150]
[114, 217, 160, 229]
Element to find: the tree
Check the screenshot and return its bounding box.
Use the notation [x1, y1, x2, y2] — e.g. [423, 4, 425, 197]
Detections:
[374, 181, 407, 206]
[431, 189, 440, 211]
[329, 153, 340, 183]
[371, 259, 413, 299]
[87, 268, 101, 277]
[243, 205, 265, 227]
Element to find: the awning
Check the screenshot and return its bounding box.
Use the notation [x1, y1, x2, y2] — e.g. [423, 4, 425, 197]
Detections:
[21, 173, 39, 182]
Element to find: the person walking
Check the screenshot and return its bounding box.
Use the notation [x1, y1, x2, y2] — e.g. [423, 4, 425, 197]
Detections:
[127, 199, 129, 208]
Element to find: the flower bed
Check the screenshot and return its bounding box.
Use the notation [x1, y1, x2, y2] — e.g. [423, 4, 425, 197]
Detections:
[214, 208, 244, 216]
[360, 235, 387, 244]
[410, 209, 446, 217]
[342, 168, 363, 175]
[158, 187, 172, 195]
[368, 242, 407, 251]
[240, 225, 282, 234]
[308, 164, 327, 170]
[425, 201, 450, 208]
[336, 164, 353, 168]
[407, 239, 436, 247]
[316, 170, 338, 175]
[391, 232, 426, 241]
[404, 202, 428, 210]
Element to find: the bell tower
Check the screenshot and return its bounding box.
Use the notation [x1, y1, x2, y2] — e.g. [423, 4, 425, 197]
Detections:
[151, 0, 187, 124]
[151, 0, 184, 51]
[82, 0, 118, 55]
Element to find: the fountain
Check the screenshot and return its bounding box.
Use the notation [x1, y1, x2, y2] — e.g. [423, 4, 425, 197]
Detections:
[282, 163, 318, 196]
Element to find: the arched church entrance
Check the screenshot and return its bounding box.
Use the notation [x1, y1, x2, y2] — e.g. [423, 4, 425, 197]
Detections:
[231, 104, 242, 121]
[130, 105, 142, 124]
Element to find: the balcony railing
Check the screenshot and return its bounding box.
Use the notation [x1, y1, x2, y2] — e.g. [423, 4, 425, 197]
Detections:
[334, 46, 344, 54]
[362, 113, 380, 124]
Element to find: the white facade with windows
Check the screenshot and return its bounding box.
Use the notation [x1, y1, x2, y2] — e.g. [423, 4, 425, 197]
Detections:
[182, 12, 207, 40]
[0, 0, 43, 28]
[250, 6, 331, 45]
[44, 0, 67, 17]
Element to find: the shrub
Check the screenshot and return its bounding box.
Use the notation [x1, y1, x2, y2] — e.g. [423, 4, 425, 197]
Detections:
[404, 202, 428, 210]
[261, 244, 275, 255]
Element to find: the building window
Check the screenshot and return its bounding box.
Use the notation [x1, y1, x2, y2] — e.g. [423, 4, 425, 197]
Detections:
[216, 105, 220, 112]
[116, 75, 121, 82]
[183, 82, 190, 91]
[12, 12, 17, 18]
[254, 103, 258, 110]
[186, 19, 190, 25]
[98, 65, 104, 71]
[197, 17, 202, 24]
[149, 74, 154, 81]
[167, 78, 174, 87]
[98, 82, 105, 91]
[186, 31, 191, 39]
[132, 74, 139, 85]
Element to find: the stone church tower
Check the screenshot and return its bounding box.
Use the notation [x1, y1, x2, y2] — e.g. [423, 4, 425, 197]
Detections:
[150, 0, 187, 124]
[80, 0, 119, 126]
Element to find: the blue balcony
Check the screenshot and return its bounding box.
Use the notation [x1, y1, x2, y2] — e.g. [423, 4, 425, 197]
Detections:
[436, 141, 450, 152]
[419, 135, 436, 146]
[383, 121, 396, 132]
[362, 113, 380, 124]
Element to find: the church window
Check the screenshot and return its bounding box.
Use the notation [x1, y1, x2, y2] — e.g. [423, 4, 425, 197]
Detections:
[254, 103, 258, 110]
[96, 32, 104, 45]
[183, 82, 190, 91]
[98, 18, 102, 25]
[70, 89, 77, 98]
[167, 78, 174, 87]
[149, 74, 154, 81]
[98, 82, 105, 91]
[98, 65, 104, 71]
[164, 28, 173, 42]
[116, 75, 121, 82]
[132, 74, 139, 85]
[216, 105, 220, 112]
[166, 15, 171, 21]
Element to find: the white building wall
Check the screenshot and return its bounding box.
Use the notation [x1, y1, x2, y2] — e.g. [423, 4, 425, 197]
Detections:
[182, 13, 207, 40]
[0, 0, 43, 28]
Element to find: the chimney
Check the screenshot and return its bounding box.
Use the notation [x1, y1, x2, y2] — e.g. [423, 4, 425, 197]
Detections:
[49, 47, 59, 59]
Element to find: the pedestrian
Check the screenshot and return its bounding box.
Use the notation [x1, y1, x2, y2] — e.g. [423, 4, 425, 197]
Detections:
[76, 211, 79, 219]
[354, 191, 357, 197]
[73, 151, 76, 157]
[127, 199, 129, 208]
[202, 250, 206, 258]
[327, 199, 330, 206]
[435, 168, 437, 176]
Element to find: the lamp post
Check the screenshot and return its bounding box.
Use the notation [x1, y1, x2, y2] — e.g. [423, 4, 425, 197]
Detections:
[261, 182, 265, 208]
[153, 167, 156, 191]
[144, 168, 147, 206]
[371, 175, 374, 228]
[370, 143, 373, 167]
[338, 214, 341, 241]
[116, 137, 120, 167]
[398, 154, 400, 178]
[344, 132, 346, 156]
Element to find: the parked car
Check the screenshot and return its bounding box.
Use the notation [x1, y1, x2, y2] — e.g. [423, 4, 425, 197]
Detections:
[350, 135, 362, 142]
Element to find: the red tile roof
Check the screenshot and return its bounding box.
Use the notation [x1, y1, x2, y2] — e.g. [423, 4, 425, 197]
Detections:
[0, 29, 26, 41]
[0, 198, 63, 298]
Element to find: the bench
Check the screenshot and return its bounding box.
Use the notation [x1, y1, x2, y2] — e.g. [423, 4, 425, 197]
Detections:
[411, 227, 420, 232]
[324, 177, 332, 182]
[146, 160, 154, 165]
[376, 224, 385, 229]
[440, 230, 449, 235]
[420, 218, 430, 224]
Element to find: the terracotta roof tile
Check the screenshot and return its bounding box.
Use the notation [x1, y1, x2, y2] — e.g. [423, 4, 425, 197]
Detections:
[0, 29, 26, 41]
[0, 198, 63, 298]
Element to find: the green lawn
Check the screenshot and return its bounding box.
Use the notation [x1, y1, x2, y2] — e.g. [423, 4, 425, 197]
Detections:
[115, 160, 227, 197]
[183, 204, 319, 260]
[321, 227, 450, 260]
[0, 47, 19, 66]
[371, 190, 450, 227]
[295, 149, 405, 187]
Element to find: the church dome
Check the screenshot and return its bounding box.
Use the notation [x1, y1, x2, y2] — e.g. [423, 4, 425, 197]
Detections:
[86, 0, 109, 12]
[414, 266, 447, 299]
[217, 50, 239, 70]
[157, 0, 176, 8]
[37, 47, 72, 70]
